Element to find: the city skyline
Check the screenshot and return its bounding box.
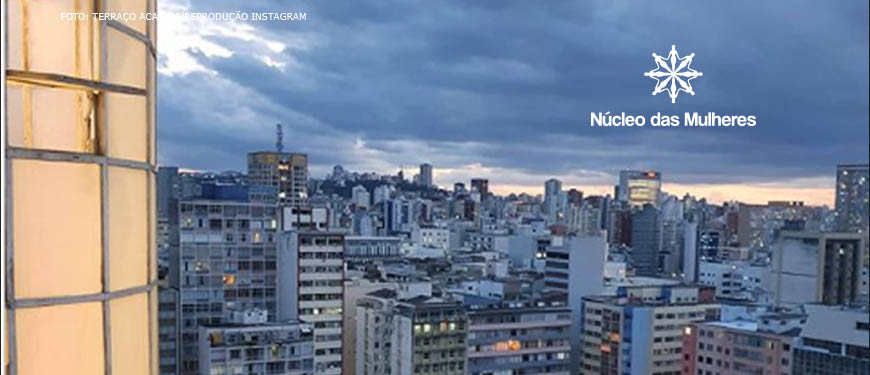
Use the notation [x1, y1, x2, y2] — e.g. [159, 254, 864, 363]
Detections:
[4, 2, 868, 375]
[156, 0, 867, 207]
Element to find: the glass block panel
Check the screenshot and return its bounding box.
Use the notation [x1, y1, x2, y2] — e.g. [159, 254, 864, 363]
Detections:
[109, 167, 148, 291]
[16, 302, 104, 375]
[106, 0, 147, 33]
[25, 0, 95, 79]
[7, 85, 96, 153]
[6, 85, 25, 146]
[105, 27, 146, 89]
[7, 0, 23, 70]
[13, 160, 102, 298]
[105, 92, 147, 162]
[110, 293, 150, 375]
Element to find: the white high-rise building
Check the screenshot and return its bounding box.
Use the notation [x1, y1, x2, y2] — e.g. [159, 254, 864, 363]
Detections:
[542, 235, 607, 372]
[279, 227, 346, 375]
[373, 184, 395, 204]
[352, 185, 371, 209]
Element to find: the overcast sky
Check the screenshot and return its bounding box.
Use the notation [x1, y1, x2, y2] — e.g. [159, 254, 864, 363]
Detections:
[156, 0, 869, 205]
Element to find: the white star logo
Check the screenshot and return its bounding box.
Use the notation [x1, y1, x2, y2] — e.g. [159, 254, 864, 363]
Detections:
[644, 45, 703, 103]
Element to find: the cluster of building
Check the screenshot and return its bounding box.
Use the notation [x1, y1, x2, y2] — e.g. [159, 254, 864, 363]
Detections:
[156, 151, 869, 375]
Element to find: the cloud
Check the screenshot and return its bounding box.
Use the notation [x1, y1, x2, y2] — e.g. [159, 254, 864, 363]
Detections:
[155, 0, 869, 206]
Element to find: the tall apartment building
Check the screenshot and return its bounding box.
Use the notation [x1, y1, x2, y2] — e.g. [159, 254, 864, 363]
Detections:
[773, 231, 865, 306]
[543, 235, 607, 372]
[580, 285, 720, 375]
[792, 304, 869, 375]
[420, 163, 434, 187]
[618, 170, 662, 208]
[836, 164, 870, 268]
[279, 230, 346, 375]
[172, 199, 281, 374]
[5, 2, 158, 373]
[835, 164, 869, 233]
[355, 290, 404, 375]
[197, 309, 315, 375]
[632, 204, 663, 277]
[352, 185, 371, 209]
[544, 178, 565, 224]
[158, 286, 182, 375]
[471, 178, 490, 201]
[467, 304, 572, 375]
[247, 151, 309, 206]
[355, 294, 468, 375]
[682, 320, 796, 375]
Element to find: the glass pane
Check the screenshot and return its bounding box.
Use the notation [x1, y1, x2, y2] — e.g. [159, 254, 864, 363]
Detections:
[105, 27, 146, 89]
[105, 92, 147, 162]
[7, 0, 23, 70]
[13, 160, 102, 298]
[16, 302, 104, 375]
[6, 85, 25, 146]
[106, 0, 147, 33]
[109, 167, 148, 291]
[7, 85, 96, 153]
[26, 0, 95, 79]
[110, 293, 150, 375]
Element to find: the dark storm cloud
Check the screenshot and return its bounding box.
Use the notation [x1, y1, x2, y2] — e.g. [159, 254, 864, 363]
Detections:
[157, 0, 868, 188]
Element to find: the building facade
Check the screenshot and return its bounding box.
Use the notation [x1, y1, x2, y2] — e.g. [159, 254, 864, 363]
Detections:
[773, 231, 865, 306]
[682, 321, 796, 375]
[355, 295, 468, 375]
[835, 164, 869, 234]
[467, 305, 572, 375]
[5, 2, 158, 373]
[618, 170, 662, 208]
[792, 304, 869, 375]
[345, 236, 403, 262]
[631, 204, 663, 277]
[292, 232, 346, 375]
[247, 151, 308, 206]
[173, 199, 281, 374]
[197, 312, 314, 375]
[158, 286, 181, 375]
[419, 163, 434, 187]
[543, 235, 607, 373]
[580, 285, 720, 375]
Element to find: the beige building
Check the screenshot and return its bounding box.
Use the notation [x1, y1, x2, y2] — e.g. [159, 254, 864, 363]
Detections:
[5, 1, 158, 374]
[580, 285, 720, 375]
[682, 320, 796, 375]
[247, 151, 308, 206]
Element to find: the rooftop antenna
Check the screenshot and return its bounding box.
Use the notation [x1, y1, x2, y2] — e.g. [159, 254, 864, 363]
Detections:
[276, 123, 284, 152]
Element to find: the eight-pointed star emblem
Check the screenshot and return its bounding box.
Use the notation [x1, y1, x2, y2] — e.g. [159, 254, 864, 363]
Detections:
[644, 45, 703, 103]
